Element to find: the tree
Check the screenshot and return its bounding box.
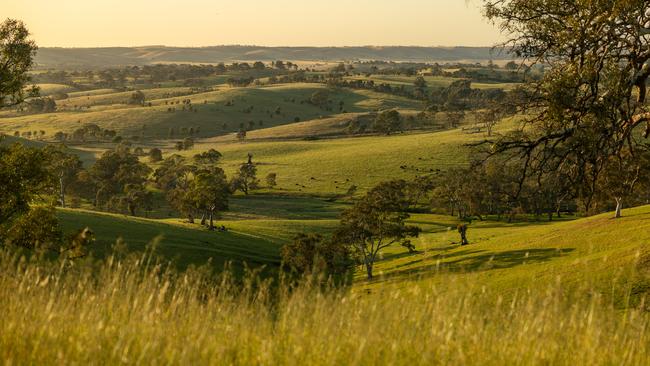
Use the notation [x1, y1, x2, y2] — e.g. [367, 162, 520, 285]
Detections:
[194, 149, 222, 166]
[27, 97, 56, 113]
[230, 154, 259, 195]
[333, 180, 421, 280]
[309, 90, 329, 108]
[0, 142, 53, 228]
[129, 90, 145, 105]
[148, 148, 163, 163]
[265, 172, 277, 189]
[414, 76, 427, 89]
[43, 145, 83, 208]
[123, 184, 153, 216]
[90, 146, 151, 210]
[153, 154, 196, 222]
[445, 110, 464, 129]
[482, 0, 650, 214]
[474, 109, 499, 137]
[0, 19, 39, 108]
[281, 233, 350, 276]
[3, 206, 62, 250]
[188, 169, 230, 230]
[236, 129, 247, 142]
[599, 149, 650, 219]
[373, 110, 402, 135]
[182, 137, 194, 150]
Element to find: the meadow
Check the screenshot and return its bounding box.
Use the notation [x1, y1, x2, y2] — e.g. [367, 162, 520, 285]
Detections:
[1, 215, 649, 365]
[4, 61, 649, 365]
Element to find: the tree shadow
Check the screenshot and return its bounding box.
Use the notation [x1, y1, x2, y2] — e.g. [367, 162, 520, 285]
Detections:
[377, 247, 575, 283]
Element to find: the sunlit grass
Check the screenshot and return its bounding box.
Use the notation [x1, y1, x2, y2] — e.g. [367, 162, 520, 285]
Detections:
[0, 245, 648, 365]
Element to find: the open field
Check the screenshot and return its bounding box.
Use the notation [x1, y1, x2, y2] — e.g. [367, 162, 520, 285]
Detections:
[4, 205, 648, 364]
[344, 74, 521, 91]
[56, 194, 650, 305]
[1, 83, 423, 138]
[182, 120, 503, 194]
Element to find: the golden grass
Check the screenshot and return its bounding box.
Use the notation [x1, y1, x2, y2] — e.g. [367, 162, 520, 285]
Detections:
[0, 245, 648, 365]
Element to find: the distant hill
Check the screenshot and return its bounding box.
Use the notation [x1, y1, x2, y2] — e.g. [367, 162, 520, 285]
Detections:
[35, 46, 513, 68]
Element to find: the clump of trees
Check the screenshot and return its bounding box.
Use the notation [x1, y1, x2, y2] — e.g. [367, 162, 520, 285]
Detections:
[284, 180, 420, 280]
[90, 146, 152, 216]
[373, 110, 403, 135]
[154, 149, 230, 229]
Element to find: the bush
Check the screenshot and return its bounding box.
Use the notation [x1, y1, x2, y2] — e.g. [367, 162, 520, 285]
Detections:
[281, 233, 350, 276]
[3, 206, 62, 250]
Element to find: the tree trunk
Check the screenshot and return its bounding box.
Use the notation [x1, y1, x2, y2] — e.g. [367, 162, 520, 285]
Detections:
[200, 212, 206, 226]
[59, 176, 66, 208]
[365, 262, 373, 280]
[208, 210, 215, 230]
[128, 203, 136, 216]
[614, 197, 622, 219]
[188, 213, 194, 224]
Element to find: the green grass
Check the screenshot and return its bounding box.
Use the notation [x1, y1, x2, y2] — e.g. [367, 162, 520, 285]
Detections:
[4, 205, 650, 364]
[56, 194, 650, 304]
[56, 208, 282, 274]
[0, 83, 423, 138]
[187, 127, 481, 195]
[343, 74, 521, 91]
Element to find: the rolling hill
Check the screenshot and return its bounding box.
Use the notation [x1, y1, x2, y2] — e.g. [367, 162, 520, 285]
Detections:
[35, 46, 514, 68]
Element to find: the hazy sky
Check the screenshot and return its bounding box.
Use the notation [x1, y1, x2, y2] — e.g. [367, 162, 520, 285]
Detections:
[3, 0, 503, 48]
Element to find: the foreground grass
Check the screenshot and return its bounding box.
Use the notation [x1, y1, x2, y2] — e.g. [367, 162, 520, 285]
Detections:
[0, 247, 648, 365]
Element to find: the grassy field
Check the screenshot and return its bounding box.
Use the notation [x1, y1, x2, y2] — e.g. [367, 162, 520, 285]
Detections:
[343, 74, 521, 91]
[3, 205, 650, 365]
[56, 193, 650, 302]
[0, 83, 423, 138]
[186, 125, 491, 195]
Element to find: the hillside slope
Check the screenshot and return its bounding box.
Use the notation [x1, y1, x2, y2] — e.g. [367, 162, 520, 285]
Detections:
[57, 203, 650, 302]
[35, 46, 514, 68]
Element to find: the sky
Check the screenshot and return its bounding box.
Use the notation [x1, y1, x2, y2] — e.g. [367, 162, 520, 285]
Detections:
[2, 0, 504, 48]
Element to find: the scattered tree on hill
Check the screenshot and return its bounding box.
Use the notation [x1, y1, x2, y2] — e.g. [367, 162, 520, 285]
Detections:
[333, 180, 421, 280]
[153, 155, 196, 222]
[230, 154, 259, 195]
[445, 110, 465, 129]
[310, 90, 330, 108]
[129, 90, 145, 105]
[26, 97, 56, 113]
[414, 76, 427, 89]
[188, 168, 229, 230]
[0, 19, 39, 107]
[599, 149, 650, 219]
[236, 129, 247, 142]
[183, 137, 194, 150]
[43, 145, 83, 208]
[373, 110, 402, 135]
[474, 109, 499, 137]
[148, 148, 163, 163]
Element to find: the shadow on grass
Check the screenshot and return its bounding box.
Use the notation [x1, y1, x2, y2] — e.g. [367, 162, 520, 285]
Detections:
[377, 247, 575, 283]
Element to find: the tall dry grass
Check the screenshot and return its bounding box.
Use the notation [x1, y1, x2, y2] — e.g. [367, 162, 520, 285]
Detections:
[0, 245, 648, 365]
